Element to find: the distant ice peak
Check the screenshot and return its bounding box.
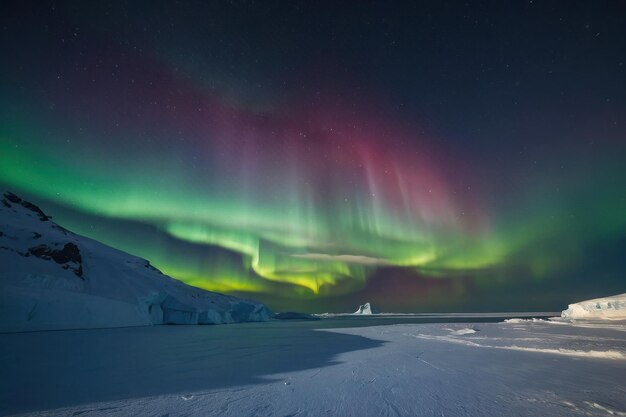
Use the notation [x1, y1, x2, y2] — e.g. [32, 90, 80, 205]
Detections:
[353, 302, 379, 315]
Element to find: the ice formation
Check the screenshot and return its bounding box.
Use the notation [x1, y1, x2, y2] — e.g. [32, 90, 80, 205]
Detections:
[0, 192, 272, 332]
[561, 293, 626, 320]
[353, 302, 379, 315]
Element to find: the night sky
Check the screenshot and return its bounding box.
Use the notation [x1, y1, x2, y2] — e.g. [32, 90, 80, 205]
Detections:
[1, 1, 625, 313]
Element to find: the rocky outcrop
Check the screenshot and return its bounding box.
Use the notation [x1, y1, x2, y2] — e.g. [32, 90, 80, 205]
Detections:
[3, 192, 50, 221]
[28, 243, 83, 278]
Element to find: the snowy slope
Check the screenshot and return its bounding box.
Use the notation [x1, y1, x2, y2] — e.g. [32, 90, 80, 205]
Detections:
[561, 293, 626, 320]
[0, 192, 272, 332]
[353, 302, 379, 315]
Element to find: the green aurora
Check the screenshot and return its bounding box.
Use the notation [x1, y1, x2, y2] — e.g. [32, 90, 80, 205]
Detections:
[1, 1, 625, 312]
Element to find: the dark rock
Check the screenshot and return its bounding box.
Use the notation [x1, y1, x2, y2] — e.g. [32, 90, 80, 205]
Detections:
[28, 243, 83, 278]
[3, 192, 50, 221]
[20, 201, 50, 221]
[27, 245, 51, 259]
[144, 260, 163, 274]
[56, 242, 81, 265]
[4, 192, 21, 204]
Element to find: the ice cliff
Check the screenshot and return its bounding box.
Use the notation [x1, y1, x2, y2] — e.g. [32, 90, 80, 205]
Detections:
[0, 192, 272, 332]
[561, 293, 626, 320]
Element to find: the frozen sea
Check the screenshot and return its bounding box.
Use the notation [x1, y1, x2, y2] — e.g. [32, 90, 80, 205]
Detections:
[2, 314, 625, 417]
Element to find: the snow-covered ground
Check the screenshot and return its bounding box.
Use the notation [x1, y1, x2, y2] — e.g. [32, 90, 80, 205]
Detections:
[562, 293, 626, 320]
[0, 192, 271, 331]
[1, 317, 625, 417]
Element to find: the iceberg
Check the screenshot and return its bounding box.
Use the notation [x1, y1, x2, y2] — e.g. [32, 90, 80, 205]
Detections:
[353, 302, 379, 315]
[561, 293, 626, 320]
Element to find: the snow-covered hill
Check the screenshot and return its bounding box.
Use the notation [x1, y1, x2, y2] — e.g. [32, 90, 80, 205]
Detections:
[561, 293, 626, 320]
[353, 302, 379, 315]
[0, 192, 272, 332]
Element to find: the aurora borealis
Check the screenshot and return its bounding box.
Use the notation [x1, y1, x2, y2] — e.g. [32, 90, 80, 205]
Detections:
[1, 1, 625, 312]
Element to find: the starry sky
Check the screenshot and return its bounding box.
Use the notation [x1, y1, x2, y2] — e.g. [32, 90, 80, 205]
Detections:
[1, 1, 625, 313]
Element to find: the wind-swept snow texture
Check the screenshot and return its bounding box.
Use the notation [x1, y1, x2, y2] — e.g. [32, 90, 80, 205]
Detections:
[0, 192, 272, 332]
[561, 293, 626, 320]
[1, 318, 624, 416]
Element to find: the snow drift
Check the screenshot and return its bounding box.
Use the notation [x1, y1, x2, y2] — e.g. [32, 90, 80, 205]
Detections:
[0, 192, 272, 332]
[353, 302, 379, 315]
[561, 293, 626, 320]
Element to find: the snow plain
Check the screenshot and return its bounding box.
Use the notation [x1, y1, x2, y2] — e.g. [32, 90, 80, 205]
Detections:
[2, 316, 625, 417]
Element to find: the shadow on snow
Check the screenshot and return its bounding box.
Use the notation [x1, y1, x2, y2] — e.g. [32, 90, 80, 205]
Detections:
[0, 321, 384, 414]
